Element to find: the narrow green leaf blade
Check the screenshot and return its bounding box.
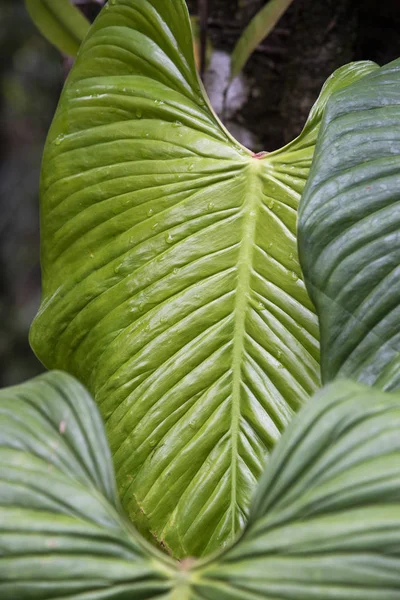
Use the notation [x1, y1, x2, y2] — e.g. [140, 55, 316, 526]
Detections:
[230, 0, 295, 80]
[25, 0, 90, 56]
[298, 58, 400, 389]
[30, 0, 375, 557]
[196, 380, 400, 598]
[0, 371, 173, 599]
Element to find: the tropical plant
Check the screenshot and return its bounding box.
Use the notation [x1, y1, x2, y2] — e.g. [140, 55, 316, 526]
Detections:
[25, 0, 294, 80]
[2, 0, 400, 596]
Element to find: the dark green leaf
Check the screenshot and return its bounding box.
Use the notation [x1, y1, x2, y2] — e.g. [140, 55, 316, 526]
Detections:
[194, 379, 400, 598]
[25, 0, 90, 56]
[299, 58, 400, 390]
[30, 0, 375, 557]
[0, 371, 173, 599]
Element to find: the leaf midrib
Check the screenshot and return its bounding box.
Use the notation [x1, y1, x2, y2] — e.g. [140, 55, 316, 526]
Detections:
[230, 160, 262, 536]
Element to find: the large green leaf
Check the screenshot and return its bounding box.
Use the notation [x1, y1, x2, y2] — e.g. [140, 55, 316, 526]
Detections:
[25, 0, 90, 56]
[299, 57, 400, 390]
[193, 379, 400, 598]
[29, 0, 376, 557]
[3, 374, 400, 598]
[0, 371, 175, 599]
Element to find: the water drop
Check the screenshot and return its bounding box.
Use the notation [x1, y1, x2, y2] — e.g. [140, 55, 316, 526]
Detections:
[165, 233, 173, 244]
[267, 199, 275, 209]
[150, 440, 157, 448]
[159, 101, 165, 105]
[189, 421, 196, 429]
[90, 252, 94, 259]
[173, 120, 183, 128]
[152, 222, 159, 230]
[290, 271, 298, 281]
[145, 133, 149, 137]
[173, 267, 179, 275]
[277, 350, 282, 359]
[249, 210, 256, 217]
[289, 252, 295, 261]
[268, 242, 273, 249]
[207, 202, 215, 211]
[54, 135, 64, 146]
[136, 109, 142, 118]
[147, 208, 154, 216]
[114, 265, 121, 274]
[258, 302, 264, 310]
[188, 163, 194, 172]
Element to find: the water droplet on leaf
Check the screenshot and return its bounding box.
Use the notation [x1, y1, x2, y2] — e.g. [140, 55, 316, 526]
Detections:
[136, 109, 142, 118]
[147, 208, 154, 216]
[165, 233, 173, 244]
[290, 271, 298, 281]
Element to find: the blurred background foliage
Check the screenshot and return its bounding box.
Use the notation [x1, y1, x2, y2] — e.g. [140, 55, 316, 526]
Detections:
[1, 0, 400, 385]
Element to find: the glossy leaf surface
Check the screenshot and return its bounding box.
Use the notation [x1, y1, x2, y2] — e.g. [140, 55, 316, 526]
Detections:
[25, 0, 90, 56]
[230, 0, 295, 80]
[299, 57, 400, 390]
[0, 371, 174, 599]
[195, 379, 400, 598]
[4, 373, 400, 598]
[30, 0, 375, 557]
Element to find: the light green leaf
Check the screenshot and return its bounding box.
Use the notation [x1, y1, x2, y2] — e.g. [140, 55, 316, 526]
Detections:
[194, 379, 400, 598]
[230, 0, 295, 80]
[299, 58, 400, 390]
[0, 371, 175, 599]
[30, 0, 375, 557]
[25, 0, 90, 56]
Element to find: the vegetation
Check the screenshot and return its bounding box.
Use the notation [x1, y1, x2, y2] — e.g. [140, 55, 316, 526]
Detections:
[1, 0, 400, 597]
